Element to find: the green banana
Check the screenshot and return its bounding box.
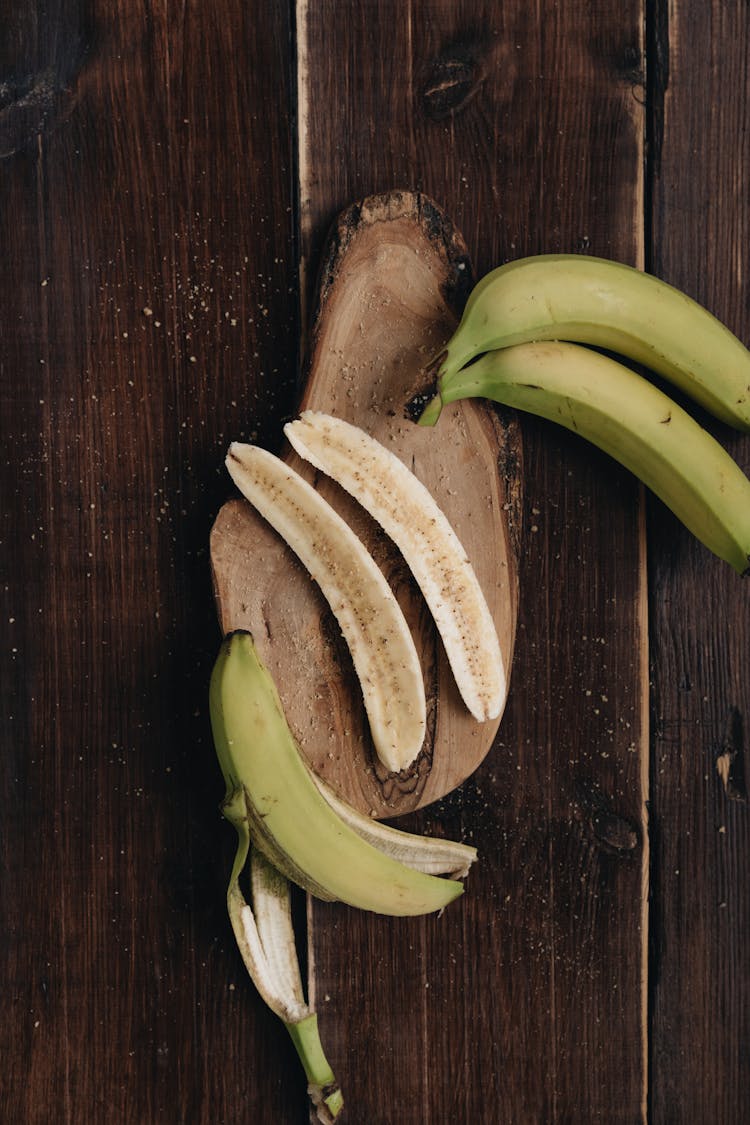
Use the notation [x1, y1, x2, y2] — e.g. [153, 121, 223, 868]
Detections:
[435, 254, 750, 431]
[419, 341, 750, 575]
[209, 629, 465, 916]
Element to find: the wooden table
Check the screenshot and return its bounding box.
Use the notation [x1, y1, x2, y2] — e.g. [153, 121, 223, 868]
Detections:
[1, 3, 748, 1122]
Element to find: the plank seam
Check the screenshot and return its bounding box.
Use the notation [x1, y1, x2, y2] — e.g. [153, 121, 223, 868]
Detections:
[644, 1, 669, 1119]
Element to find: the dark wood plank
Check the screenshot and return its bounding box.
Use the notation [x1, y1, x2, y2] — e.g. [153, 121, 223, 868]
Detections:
[12, 3, 749, 1122]
[0, 1, 303, 1120]
[648, 2, 750, 1120]
[300, 2, 648, 1121]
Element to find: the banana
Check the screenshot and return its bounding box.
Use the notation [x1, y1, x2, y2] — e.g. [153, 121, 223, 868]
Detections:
[227, 844, 343, 1122]
[419, 341, 750, 575]
[225, 442, 426, 773]
[210, 629, 465, 916]
[435, 254, 750, 431]
[284, 411, 506, 723]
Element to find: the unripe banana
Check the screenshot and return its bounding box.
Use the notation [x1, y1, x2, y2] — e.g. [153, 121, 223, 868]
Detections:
[226, 442, 426, 773]
[210, 629, 465, 916]
[436, 254, 750, 431]
[420, 342, 750, 575]
[284, 411, 506, 724]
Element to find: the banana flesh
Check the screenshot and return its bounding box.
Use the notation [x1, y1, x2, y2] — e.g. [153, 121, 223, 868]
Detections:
[437, 254, 750, 431]
[421, 341, 750, 575]
[226, 442, 426, 773]
[210, 629, 465, 916]
[285, 411, 506, 723]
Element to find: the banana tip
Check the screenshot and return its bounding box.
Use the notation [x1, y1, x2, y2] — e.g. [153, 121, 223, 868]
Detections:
[404, 383, 440, 424]
[416, 392, 444, 426]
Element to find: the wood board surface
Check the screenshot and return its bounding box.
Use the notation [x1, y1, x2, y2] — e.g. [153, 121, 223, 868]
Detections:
[210, 190, 520, 816]
[0, 2, 747, 1123]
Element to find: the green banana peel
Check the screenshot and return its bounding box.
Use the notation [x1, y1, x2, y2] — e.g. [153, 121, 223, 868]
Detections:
[218, 666, 343, 1120]
[287, 1015, 345, 1123]
[210, 630, 476, 1122]
[210, 631, 464, 915]
[223, 811, 343, 1122]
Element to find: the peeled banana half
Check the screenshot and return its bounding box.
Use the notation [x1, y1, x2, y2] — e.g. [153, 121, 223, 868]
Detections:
[225, 442, 427, 773]
[227, 415, 508, 771]
[284, 410, 507, 724]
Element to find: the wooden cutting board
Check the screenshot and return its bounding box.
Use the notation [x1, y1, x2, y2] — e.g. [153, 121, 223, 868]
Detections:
[210, 190, 522, 817]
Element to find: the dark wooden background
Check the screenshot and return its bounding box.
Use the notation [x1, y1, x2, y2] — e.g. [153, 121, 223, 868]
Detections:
[1, 2, 748, 1122]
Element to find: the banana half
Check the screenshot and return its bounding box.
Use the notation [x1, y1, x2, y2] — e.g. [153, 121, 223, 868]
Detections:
[226, 443, 426, 773]
[285, 411, 506, 724]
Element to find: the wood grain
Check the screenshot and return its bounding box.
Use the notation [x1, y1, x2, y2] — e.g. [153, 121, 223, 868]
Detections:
[211, 190, 520, 816]
[647, 2, 750, 1120]
[300, 2, 648, 1122]
[1, 1, 748, 1122]
[0, 1, 307, 1120]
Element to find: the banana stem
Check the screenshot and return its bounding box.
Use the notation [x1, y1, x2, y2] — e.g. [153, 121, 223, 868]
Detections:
[286, 1013, 344, 1123]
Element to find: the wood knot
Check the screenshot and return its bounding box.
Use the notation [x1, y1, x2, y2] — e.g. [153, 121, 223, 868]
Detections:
[591, 807, 639, 853]
[716, 706, 746, 801]
[0, 20, 90, 158]
[576, 779, 639, 854]
[419, 38, 489, 121]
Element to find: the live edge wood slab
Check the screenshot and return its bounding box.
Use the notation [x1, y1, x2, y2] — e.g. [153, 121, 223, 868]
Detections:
[210, 191, 521, 817]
